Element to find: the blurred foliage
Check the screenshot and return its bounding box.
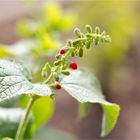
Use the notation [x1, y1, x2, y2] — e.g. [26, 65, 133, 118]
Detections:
[0, 46, 13, 58]
[78, 102, 90, 119]
[33, 126, 77, 140]
[0, 97, 19, 108]
[76, 0, 139, 78]
[0, 108, 31, 139]
[20, 95, 54, 134]
[0, 106, 75, 140]
[0, 2, 75, 139]
[0, 2, 75, 81]
[17, 3, 74, 37]
[16, 2, 75, 56]
[2, 137, 13, 140]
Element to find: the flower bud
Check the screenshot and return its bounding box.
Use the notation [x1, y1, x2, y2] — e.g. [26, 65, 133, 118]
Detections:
[59, 49, 65, 55]
[74, 28, 82, 38]
[55, 84, 61, 90]
[69, 62, 78, 70]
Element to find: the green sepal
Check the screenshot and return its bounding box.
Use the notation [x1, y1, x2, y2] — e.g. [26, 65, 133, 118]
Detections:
[86, 40, 91, 49]
[55, 54, 61, 59]
[61, 70, 70, 76]
[71, 52, 75, 57]
[54, 60, 62, 66]
[85, 24, 92, 33]
[67, 40, 73, 47]
[41, 63, 51, 77]
[79, 48, 83, 57]
[74, 28, 82, 38]
[95, 36, 100, 45]
[95, 26, 100, 34]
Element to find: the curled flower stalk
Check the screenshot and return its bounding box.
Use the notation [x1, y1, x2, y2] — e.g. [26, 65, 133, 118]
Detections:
[16, 24, 111, 140]
[42, 24, 111, 88]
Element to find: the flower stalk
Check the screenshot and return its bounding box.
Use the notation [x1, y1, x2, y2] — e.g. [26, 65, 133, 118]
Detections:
[15, 25, 111, 140]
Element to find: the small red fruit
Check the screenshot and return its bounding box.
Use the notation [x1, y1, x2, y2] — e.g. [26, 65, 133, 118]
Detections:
[59, 49, 65, 54]
[55, 84, 61, 90]
[69, 63, 78, 70]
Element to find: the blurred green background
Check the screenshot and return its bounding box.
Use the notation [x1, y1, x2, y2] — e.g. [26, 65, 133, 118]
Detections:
[0, 0, 140, 139]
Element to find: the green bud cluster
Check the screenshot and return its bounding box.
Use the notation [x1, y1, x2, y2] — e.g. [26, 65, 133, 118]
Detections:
[42, 25, 111, 89]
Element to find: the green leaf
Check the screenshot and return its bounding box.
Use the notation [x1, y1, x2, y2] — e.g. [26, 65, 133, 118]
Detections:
[78, 102, 90, 119]
[41, 63, 51, 77]
[79, 47, 83, 57]
[60, 69, 120, 137]
[31, 97, 54, 133]
[0, 60, 52, 102]
[0, 107, 31, 139]
[0, 96, 19, 108]
[101, 104, 120, 137]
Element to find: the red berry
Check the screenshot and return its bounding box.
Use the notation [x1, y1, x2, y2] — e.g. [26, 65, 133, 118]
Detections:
[69, 63, 78, 70]
[59, 49, 65, 54]
[55, 84, 61, 90]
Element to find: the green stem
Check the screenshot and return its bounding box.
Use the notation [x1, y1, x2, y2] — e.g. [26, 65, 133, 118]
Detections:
[44, 48, 73, 85]
[44, 73, 54, 84]
[15, 45, 74, 140]
[15, 95, 38, 140]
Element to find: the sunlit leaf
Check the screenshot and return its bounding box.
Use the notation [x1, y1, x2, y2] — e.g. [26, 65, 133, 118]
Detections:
[0, 60, 52, 102]
[60, 69, 120, 137]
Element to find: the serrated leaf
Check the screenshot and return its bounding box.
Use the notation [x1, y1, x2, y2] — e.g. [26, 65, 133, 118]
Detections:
[0, 60, 52, 102]
[0, 107, 31, 139]
[60, 69, 120, 137]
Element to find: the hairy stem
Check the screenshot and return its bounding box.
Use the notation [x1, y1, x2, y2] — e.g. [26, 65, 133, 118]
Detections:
[44, 73, 54, 84]
[44, 48, 73, 85]
[15, 95, 38, 140]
